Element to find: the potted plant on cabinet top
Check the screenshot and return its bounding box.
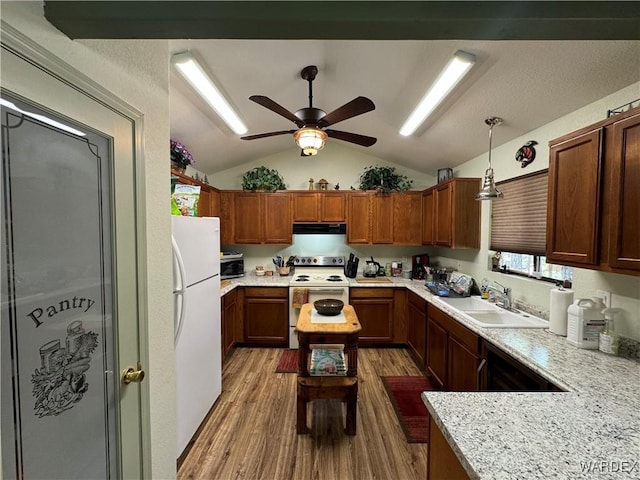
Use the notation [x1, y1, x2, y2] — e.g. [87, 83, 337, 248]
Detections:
[170, 139, 194, 173]
[241, 166, 286, 192]
[358, 165, 413, 194]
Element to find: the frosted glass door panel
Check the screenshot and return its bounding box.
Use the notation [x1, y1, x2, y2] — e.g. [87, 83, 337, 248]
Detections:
[1, 93, 117, 479]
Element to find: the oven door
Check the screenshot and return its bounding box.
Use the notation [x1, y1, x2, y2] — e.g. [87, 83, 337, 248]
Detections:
[289, 287, 349, 349]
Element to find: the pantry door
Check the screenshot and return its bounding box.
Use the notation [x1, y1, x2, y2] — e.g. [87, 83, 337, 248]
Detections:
[1, 34, 145, 478]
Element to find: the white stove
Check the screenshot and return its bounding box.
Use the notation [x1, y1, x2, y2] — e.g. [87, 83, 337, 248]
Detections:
[288, 256, 350, 348]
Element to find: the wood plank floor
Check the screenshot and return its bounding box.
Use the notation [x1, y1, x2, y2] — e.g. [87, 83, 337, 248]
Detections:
[178, 347, 427, 480]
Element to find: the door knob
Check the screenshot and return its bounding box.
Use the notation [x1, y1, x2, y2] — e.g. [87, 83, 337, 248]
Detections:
[122, 362, 145, 385]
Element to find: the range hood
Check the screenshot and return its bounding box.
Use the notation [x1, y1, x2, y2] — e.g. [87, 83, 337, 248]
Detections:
[292, 223, 347, 235]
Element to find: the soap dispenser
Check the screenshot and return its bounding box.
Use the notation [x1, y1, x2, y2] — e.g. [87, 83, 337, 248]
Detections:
[599, 308, 622, 355]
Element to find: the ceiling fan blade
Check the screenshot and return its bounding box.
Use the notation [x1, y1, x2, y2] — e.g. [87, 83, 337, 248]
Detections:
[241, 130, 296, 140]
[318, 96, 375, 127]
[325, 129, 377, 147]
[249, 95, 304, 127]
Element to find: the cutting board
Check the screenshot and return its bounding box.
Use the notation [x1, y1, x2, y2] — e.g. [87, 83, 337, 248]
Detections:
[355, 277, 392, 283]
[220, 279, 232, 289]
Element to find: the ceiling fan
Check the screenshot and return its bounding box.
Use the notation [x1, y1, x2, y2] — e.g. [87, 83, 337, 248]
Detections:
[241, 65, 377, 156]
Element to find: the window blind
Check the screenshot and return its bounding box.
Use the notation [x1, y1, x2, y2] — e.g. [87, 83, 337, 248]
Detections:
[490, 170, 548, 255]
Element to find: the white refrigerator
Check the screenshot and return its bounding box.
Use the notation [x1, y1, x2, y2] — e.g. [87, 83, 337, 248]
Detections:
[172, 216, 221, 457]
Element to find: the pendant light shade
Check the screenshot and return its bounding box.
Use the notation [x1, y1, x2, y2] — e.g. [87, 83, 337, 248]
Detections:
[476, 116, 504, 201]
[294, 126, 327, 156]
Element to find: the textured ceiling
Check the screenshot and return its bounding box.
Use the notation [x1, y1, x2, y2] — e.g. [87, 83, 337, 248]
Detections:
[168, 39, 640, 175]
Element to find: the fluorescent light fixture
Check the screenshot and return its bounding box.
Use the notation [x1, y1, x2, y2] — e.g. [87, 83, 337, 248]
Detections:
[172, 51, 248, 135]
[0, 98, 86, 136]
[399, 50, 476, 136]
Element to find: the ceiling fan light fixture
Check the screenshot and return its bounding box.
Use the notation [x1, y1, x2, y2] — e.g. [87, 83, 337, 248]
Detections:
[171, 51, 248, 135]
[294, 127, 327, 156]
[399, 50, 476, 136]
[476, 116, 504, 201]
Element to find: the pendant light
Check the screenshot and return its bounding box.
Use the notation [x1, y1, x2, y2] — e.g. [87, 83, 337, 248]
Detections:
[476, 116, 504, 201]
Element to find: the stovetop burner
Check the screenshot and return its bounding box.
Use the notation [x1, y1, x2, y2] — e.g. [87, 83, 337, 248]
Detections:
[327, 275, 343, 282]
[294, 277, 309, 282]
[298, 275, 310, 279]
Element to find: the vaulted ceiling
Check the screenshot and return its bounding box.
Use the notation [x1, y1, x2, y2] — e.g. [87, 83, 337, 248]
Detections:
[45, 2, 640, 175]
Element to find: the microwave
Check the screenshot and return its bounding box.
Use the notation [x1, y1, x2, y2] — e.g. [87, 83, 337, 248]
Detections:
[220, 252, 244, 279]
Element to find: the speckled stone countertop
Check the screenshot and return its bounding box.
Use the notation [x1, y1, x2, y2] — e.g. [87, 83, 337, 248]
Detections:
[221, 275, 640, 479]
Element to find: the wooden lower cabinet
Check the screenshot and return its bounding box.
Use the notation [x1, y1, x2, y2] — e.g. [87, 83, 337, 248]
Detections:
[427, 417, 470, 480]
[426, 317, 447, 389]
[221, 289, 238, 362]
[407, 291, 427, 368]
[243, 287, 288, 347]
[349, 288, 395, 345]
[426, 304, 481, 391]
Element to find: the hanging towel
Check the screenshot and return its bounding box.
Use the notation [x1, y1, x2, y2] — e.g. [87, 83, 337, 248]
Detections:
[292, 288, 309, 309]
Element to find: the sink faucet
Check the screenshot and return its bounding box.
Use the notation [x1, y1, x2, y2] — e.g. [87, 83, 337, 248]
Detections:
[488, 281, 514, 311]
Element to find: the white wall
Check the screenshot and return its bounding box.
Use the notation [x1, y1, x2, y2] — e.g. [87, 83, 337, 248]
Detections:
[211, 140, 436, 190]
[2, 2, 175, 478]
[432, 82, 640, 340]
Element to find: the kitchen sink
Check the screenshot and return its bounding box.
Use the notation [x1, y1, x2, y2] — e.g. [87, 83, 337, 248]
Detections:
[438, 296, 548, 329]
[463, 310, 548, 329]
[438, 296, 496, 311]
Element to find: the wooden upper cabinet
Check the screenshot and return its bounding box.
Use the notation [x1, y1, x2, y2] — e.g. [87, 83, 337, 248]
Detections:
[347, 192, 371, 244]
[608, 113, 640, 271]
[292, 193, 319, 222]
[292, 192, 346, 222]
[429, 178, 480, 249]
[422, 189, 434, 245]
[210, 189, 221, 217]
[198, 187, 212, 217]
[321, 192, 346, 222]
[393, 192, 423, 245]
[371, 195, 394, 244]
[233, 192, 263, 244]
[231, 192, 291, 245]
[220, 191, 235, 245]
[171, 169, 221, 219]
[546, 106, 640, 275]
[546, 129, 602, 266]
[263, 193, 292, 244]
[434, 184, 452, 246]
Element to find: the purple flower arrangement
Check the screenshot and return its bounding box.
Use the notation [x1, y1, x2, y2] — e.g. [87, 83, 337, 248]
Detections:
[170, 139, 195, 169]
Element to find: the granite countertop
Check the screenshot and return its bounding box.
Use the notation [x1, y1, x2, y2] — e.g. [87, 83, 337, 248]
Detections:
[221, 274, 640, 479]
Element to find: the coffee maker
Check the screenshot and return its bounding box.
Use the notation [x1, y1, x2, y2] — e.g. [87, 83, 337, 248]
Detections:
[412, 254, 429, 279]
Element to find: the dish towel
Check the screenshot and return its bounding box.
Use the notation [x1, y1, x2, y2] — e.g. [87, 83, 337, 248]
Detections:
[292, 288, 309, 309]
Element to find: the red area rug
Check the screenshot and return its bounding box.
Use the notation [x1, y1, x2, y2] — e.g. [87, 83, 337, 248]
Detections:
[275, 349, 298, 373]
[381, 376, 437, 443]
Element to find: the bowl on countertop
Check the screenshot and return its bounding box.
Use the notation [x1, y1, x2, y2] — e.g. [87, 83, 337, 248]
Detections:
[314, 298, 344, 316]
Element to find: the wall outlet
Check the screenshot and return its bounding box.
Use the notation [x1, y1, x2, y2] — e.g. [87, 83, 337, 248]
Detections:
[596, 290, 611, 308]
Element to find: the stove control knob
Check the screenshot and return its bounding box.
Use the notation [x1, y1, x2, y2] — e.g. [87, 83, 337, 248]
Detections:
[332, 258, 337, 264]
[312, 258, 317, 263]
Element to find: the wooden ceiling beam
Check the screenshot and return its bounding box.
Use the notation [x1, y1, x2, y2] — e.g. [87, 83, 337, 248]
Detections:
[43, 1, 640, 40]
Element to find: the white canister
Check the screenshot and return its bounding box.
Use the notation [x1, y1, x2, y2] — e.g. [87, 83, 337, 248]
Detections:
[566, 297, 606, 349]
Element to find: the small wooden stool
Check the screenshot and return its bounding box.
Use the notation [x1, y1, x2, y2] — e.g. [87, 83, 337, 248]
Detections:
[295, 304, 362, 435]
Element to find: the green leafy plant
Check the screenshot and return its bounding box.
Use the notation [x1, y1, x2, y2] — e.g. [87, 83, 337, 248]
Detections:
[241, 166, 286, 192]
[358, 165, 413, 193]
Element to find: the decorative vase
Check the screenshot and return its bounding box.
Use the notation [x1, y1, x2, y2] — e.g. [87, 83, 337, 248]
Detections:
[171, 161, 185, 174]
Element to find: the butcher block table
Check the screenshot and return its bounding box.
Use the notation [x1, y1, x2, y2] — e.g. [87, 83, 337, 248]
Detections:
[295, 303, 362, 435]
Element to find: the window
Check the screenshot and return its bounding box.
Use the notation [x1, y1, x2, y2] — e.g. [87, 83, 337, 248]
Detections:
[498, 252, 573, 283]
[490, 170, 573, 284]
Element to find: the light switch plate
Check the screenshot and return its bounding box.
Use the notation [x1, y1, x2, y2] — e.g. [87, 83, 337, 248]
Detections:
[596, 290, 611, 308]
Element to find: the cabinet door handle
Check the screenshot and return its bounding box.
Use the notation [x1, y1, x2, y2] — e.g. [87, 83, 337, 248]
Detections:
[476, 358, 487, 387]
